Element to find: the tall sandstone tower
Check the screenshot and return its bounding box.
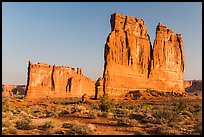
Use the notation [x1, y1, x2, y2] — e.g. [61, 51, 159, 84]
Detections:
[103, 13, 185, 96]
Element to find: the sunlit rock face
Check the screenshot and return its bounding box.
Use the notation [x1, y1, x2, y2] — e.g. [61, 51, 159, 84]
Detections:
[149, 22, 185, 92]
[26, 61, 95, 99]
[103, 13, 185, 96]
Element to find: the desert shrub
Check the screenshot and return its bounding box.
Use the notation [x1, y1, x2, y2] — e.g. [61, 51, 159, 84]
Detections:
[2, 111, 14, 126]
[19, 110, 30, 118]
[2, 127, 17, 135]
[62, 122, 73, 128]
[74, 105, 88, 114]
[8, 127, 17, 134]
[154, 125, 172, 135]
[66, 123, 94, 135]
[33, 109, 41, 113]
[39, 129, 55, 135]
[38, 113, 47, 118]
[53, 101, 82, 105]
[59, 109, 71, 116]
[191, 104, 202, 113]
[100, 111, 114, 119]
[90, 104, 100, 109]
[139, 104, 153, 111]
[2, 102, 10, 112]
[143, 115, 159, 124]
[194, 104, 201, 109]
[193, 121, 202, 135]
[152, 108, 181, 124]
[113, 108, 132, 116]
[184, 121, 191, 125]
[130, 112, 159, 124]
[2, 127, 9, 135]
[173, 101, 188, 112]
[37, 121, 54, 130]
[55, 130, 66, 135]
[146, 123, 154, 128]
[22, 107, 37, 119]
[15, 119, 34, 130]
[43, 110, 58, 118]
[88, 110, 98, 119]
[117, 118, 138, 127]
[51, 112, 59, 118]
[99, 93, 113, 112]
[2, 118, 12, 127]
[134, 130, 148, 135]
[168, 122, 176, 127]
[129, 113, 145, 120]
[115, 103, 133, 110]
[14, 95, 25, 100]
[11, 107, 21, 115]
[181, 110, 193, 118]
[2, 97, 10, 112]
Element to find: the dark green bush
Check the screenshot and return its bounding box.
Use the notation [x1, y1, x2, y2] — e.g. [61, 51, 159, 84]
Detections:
[152, 108, 181, 124]
[173, 101, 188, 112]
[99, 93, 113, 112]
[2, 103, 9, 112]
[15, 119, 34, 130]
[62, 122, 73, 128]
[117, 118, 138, 127]
[37, 121, 54, 130]
[154, 125, 172, 135]
[134, 130, 147, 135]
[59, 110, 71, 116]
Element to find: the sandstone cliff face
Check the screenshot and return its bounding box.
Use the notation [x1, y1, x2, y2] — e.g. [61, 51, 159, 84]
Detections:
[149, 23, 185, 91]
[26, 61, 95, 99]
[103, 13, 185, 97]
[103, 13, 152, 96]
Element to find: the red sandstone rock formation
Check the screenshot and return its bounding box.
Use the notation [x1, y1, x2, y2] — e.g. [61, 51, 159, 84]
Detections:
[184, 80, 202, 92]
[102, 13, 185, 97]
[103, 13, 152, 96]
[95, 77, 104, 99]
[149, 22, 185, 91]
[26, 61, 95, 99]
[2, 85, 16, 96]
[2, 85, 26, 96]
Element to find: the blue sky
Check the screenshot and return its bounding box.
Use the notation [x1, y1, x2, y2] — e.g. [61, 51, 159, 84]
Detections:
[2, 2, 202, 85]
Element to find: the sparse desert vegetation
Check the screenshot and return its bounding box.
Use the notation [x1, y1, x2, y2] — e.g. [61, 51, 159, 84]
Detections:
[2, 91, 202, 135]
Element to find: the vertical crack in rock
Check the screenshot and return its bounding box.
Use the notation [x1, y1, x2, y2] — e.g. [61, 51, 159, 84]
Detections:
[125, 31, 129, 65]
[147, 34, 153, 78]
[66, 77, 72, 92]
[25, 60, 31, 96]
[51, 65, 55, 91]
[177, 34, 185, 72]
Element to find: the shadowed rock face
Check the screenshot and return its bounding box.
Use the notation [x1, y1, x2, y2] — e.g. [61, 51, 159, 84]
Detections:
[103, 13, 185, 96]
[2, 85, 26, 96]
[26, 61, 95, 99]
[184, 80, 202, 92]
